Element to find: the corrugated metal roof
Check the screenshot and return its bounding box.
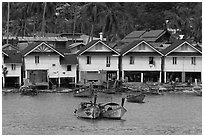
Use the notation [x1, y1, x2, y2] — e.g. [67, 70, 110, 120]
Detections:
[3, 50, 22, 63]
[121, 38, 139, 43]
[67, 43, 85, 49]
[122, 29, 168, 43]
[142, 30, 165, 38]
[125, 30, 146, 38]
[17, 37, 69, 41]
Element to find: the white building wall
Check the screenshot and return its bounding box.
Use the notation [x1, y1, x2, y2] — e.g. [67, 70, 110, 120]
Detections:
[3, 63, 22, 86]
[78, 55, 119, 71]
[164, 56, 202, 72]
[122, 56, 161, 71]
[5, 64, 21, 77]
[2, 55, 22, 85]
[24, 55, 76, 78]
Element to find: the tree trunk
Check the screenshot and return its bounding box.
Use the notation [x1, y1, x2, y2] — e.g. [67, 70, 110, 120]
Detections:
[91, 24, 94, 41]
[41, 2, 47, 37]
[72, 4, 76, 42]
[6, 2, 10, 44]
[88, 24, 94, 43]
[33, 19, 36, 35]
[24, 20, 26, 36]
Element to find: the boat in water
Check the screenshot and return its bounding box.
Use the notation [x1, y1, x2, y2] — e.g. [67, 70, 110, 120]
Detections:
[99, 98, 127, 119]
[74, 95, 101, 119]
[73, 88, 94, 97]
[192, 86, 202, 96]
[19, 85, 38, 96]
[126, 93, 146, 103]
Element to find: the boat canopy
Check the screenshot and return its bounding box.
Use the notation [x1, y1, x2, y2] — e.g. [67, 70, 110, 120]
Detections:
[102, 102, 119, 106]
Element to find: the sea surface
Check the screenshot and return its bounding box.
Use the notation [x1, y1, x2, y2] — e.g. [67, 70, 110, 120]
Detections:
[2, 92, 202, 135]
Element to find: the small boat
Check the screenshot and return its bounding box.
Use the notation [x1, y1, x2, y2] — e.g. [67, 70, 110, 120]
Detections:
[19, 85, 38, 96]
[74, 95, 101, 119]
[73, 88, 94, 97]
[126, 93, 146, 103]
[192, 86, 202, 96]
[145, 89, 163, 95]
[99, 98, 127, 119]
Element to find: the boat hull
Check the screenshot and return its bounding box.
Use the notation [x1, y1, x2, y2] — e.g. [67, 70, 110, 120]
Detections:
[101, 107, 127, 119]
[73, 89, 93, 97]
[75, 106, 101, 119]
[126, 94, 146, 103]
[192, 86, 202, 96]
[19, 86, 38, 96]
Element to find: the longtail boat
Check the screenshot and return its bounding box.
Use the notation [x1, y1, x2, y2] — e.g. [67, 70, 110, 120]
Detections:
[99, 98, 127, 119]
[126, 93, 146, 103]
[74, 95, 101, 119]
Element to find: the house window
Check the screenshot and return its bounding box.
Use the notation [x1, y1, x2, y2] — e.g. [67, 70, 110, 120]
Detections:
[191, 57, 196, 65]
[106, 56, 111, 67]
[87, 56, 91, 64]
[149, 57, 154, 65]
[173, 57, 177, 64]
[67, 65, 71, 71]
[35, 56, 39, 63]
[11, 64, 16, 70]
[130, 56, 134, 64]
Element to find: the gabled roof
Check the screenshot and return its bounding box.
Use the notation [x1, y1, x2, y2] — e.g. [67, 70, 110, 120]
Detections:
[67, 42, 85, 49]
[60, 54, 78, 64]
[77, 40, 120, 56]
[2, 51, 9, 56]
[3, 50, 22, 63]
[21, 42, 64, 57]
[121, 40, 163, 56]
[194, 44, 202, 52]
[2, 44, 19, 51]
[162, 40, 202, 56]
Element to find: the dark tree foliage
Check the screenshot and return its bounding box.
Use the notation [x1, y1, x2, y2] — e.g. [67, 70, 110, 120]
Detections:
[2, 2, 202, 42]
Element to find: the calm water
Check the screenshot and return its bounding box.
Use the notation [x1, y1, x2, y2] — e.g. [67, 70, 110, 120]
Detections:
[2, 92, 202, 135]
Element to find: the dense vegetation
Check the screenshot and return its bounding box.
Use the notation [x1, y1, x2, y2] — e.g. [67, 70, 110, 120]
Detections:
[2, 2, 202, 42]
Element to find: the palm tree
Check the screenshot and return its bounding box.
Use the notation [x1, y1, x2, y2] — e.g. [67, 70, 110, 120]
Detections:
[80, 2, 106, 42]
[100, 2, 132, 42]
[164, 3, 201, 41]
